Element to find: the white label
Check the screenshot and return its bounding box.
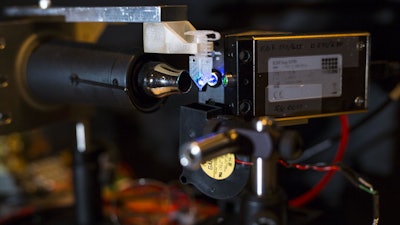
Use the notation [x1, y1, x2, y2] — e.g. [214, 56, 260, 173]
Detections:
[200, 153, 235, 180]
[267, 54, 342, 102]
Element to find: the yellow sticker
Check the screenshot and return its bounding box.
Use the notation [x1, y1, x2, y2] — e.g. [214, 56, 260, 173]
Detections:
[200, 153, 235, 180]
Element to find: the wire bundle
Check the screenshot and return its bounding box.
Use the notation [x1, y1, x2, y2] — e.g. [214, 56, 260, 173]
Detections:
[289, 115, 349, 207]
[279, 159, 380, 225]
[281, 115, 379, 225]
[235, 115, 380, 225]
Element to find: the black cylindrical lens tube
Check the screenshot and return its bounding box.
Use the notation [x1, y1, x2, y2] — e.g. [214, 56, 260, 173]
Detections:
[26, 40, 165, 112]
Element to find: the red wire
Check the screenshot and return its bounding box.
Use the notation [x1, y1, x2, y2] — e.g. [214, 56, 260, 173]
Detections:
[289, 115, 350, 208]
[235, 158, 254, 166]
[278, 159, 340, 172]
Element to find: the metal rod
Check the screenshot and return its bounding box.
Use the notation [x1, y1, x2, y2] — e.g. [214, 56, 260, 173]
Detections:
[73, 121, 102, 225]
[252, 156, 278, 197]
[179, 129, 241, 170]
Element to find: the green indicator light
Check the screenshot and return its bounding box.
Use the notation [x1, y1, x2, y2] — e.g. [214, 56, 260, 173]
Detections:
[222, 76, 228, 87]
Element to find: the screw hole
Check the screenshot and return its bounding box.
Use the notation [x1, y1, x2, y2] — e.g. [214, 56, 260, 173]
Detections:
[180, 175, 187, 184]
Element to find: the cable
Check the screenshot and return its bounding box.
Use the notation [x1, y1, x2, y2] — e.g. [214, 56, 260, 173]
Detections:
[293, 76, 400, 164]
[278, 159, 340, 172]
[339, 164, 380, 225]
[280, 160, 379, 225]
[233, 116, 350, 207]
[234, 115, 378, 223]
[292, 96, 391, 164]
[233, 116, 349, 207]
[235, 158, 254, 166]
[370, 60, 400, 80]
[289, 115, 349, 208]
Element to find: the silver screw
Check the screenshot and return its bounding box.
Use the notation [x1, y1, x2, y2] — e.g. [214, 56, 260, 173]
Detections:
[357, 41, 366, 51]
[354, 96, 365, 107]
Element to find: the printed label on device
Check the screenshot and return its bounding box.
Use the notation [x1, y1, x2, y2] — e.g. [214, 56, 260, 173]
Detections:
[267, 54, 342, 102]
[200, 153, 235, 180]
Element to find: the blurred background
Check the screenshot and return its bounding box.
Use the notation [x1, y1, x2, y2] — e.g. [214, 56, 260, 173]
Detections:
[0, 1, 399, 225]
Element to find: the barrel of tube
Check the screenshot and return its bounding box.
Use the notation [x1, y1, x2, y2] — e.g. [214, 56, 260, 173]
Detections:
[26, 40, 191, 112]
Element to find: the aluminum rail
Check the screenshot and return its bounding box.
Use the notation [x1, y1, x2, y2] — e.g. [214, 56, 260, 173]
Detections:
[3, 5, 187, 22]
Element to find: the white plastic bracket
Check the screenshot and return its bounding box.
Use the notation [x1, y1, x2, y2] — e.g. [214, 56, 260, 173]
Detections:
[143, 21, 221, 90]
[143, 21, 198, 54]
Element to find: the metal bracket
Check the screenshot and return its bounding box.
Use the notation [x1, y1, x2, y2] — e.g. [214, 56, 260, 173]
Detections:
[3, 5, 187, 23]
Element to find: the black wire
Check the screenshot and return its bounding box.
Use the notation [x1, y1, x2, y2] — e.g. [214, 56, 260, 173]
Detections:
[290, 96, 392, 163]
[373, 194, 380, 225]
[337, 164, 380, 225]
[291, 59, 400, 163]
[338, 163, 362, 187]
[341, 95, 390, 137]
[335, 97, 392, 140]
